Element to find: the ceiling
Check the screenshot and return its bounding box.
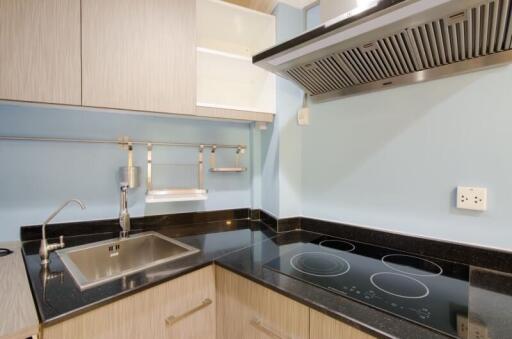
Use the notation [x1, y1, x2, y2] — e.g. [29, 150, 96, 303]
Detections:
[223, 0, 278, 13]
[223, 0, 317, 13]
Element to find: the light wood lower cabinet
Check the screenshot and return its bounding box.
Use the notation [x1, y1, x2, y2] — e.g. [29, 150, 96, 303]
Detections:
[42, 265, 215, 339]
[310, 309, 376, 339]
[42, 265, 376, 339]
[0, 0, 81, 105]
[216, 266, 309, 339]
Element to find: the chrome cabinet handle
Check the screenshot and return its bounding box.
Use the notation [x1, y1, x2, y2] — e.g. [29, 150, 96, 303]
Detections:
[250, 318, 287, 339]
[165, 298, 212, 326]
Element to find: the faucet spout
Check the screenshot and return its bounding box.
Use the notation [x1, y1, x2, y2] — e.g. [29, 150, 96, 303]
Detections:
[40, 199, 86, 266]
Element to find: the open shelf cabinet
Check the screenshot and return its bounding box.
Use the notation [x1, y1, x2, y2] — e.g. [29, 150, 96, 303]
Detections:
[196, 0, 276, 123]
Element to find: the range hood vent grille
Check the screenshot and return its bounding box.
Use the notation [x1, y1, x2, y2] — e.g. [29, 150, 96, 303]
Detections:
[280, 0, 512, 99]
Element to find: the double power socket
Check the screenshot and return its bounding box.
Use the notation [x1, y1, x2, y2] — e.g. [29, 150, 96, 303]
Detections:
[457, 315, 490, 339]
[457, 186, 487, 211]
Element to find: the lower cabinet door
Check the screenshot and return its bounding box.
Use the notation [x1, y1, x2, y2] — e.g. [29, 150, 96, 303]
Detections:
[310, 309, 376, 339]
[43, 265, 216, 339]
[216, 266, 309, 339]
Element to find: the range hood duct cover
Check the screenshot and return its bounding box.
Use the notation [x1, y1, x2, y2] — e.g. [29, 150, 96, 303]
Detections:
[254, 0, 512, 101]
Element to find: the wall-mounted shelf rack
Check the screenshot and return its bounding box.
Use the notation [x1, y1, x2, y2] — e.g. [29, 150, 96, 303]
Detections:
[0, 135, 247, 203]
[209, 145, 247, 173]
[145, 144, 208, 203]
[0, 136, 246, 150]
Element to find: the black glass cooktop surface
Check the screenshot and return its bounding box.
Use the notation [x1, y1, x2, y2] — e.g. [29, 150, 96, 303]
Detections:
[265, 235, 469, 338]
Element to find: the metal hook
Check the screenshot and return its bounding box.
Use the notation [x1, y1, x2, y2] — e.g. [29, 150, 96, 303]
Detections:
[235, 146, 242, 168]
[146, 143, 153, 192]
[199, 145, 205, 189]
[209, 145, 217, 168]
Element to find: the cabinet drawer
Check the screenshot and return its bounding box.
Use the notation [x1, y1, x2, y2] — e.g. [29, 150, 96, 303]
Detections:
[216, 266, 309, 339]
[310, 309, 376, 339]
[43, 265, 215, 339]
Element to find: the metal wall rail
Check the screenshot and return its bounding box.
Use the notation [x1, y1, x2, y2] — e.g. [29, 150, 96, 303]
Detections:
[0, 136, 246, 150]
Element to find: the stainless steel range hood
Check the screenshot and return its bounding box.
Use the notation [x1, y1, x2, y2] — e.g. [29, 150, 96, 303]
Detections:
[253, 0, 512, 101]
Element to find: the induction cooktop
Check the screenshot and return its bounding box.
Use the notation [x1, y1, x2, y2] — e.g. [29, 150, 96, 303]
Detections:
[264, 235, 469, 338]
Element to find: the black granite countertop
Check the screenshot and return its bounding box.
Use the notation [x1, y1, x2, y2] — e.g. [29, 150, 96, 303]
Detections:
[22, 216, 512, 339]
[22, 220, 274, 326]
[215, 230, 451, 339]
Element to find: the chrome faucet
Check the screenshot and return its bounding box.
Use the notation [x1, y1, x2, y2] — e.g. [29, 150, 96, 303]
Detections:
[119, 184, 131, 238]
[39, 199, 86, 266]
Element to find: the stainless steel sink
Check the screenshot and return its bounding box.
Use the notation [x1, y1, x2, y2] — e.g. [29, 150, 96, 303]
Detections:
[57, 231, 199, 290]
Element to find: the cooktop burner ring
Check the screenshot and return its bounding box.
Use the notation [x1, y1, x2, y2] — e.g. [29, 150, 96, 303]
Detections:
[290, 251, 351, 277]
[370, 272, 430, 299]
[319, 239, 355, 252]
[381, 254, 443, 277]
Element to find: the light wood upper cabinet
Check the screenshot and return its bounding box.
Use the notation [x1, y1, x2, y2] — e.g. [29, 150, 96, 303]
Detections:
[81, 0, 196, 115]
[216, 266, 309, 339]
[0, 0, 81, 105]
[310, 309, 376, 339]
[1, 0, 274, 123]
[43, 265, 216, 339]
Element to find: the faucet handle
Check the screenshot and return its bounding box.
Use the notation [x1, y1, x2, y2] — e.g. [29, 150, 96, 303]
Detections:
[45, 235, 65, 254]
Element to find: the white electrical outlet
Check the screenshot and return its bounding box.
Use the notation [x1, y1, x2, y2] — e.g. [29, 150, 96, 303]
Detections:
[457, 315, 490, 339]
[297, 107, 310, 125]
[457, 186, 487, 211]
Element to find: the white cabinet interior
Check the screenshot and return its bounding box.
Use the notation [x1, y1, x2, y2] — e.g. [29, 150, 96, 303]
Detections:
[196, 0, 276, 122]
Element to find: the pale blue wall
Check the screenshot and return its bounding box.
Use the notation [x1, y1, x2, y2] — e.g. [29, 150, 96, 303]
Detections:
[250, 126, 262, 210]
[259, 3, 304, 218]
[260, 121, 280, 216]
[301, 65, 512, 251]
[305, 4, 321, 30]
[6, 2, 510, 253]
[0, 103, 252, 241]
[295, 3, 512, 251]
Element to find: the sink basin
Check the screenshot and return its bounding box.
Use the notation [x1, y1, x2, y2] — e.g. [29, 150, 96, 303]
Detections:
[57, 231, 199, 290]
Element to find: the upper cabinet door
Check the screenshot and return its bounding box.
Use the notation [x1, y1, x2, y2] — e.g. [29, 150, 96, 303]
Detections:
[81, 0, 196, 115]
[0, 0, 81, 105]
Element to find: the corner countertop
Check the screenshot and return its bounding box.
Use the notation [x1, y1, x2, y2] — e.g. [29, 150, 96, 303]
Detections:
[21, 220, 449, 339]
[21, 219, 512, 339]
[0, 242, 39, 339]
